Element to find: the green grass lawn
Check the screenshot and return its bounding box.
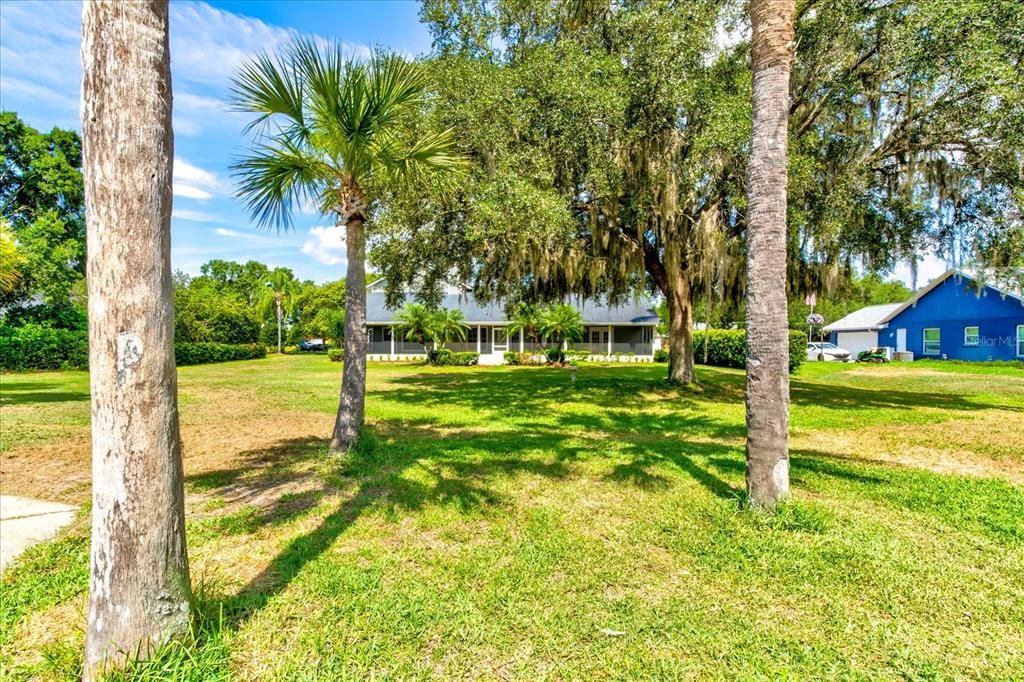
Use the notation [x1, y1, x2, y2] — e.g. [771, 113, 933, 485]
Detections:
[2, 356, 1023, 679]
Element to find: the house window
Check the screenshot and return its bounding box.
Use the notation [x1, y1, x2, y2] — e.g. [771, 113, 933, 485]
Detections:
[1018, 325, 1024, 357]
[467, 326, 478, 343]
[589, 329, 609, 344]
[923, 328, 940, 355]
[642, 327, 653, 344]
[963, 326, 980, 347]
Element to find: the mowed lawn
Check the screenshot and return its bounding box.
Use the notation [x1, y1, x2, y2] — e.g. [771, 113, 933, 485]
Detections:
[2, 355, 1023, 680]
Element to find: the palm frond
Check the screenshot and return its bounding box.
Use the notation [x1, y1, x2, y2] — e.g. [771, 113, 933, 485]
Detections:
[230, 49, 307, 141]
[231, 135, 331, 231]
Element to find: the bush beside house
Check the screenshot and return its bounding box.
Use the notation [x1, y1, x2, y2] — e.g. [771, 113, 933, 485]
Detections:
[172, 342, 267, 366]
[427, 349, 480, 366]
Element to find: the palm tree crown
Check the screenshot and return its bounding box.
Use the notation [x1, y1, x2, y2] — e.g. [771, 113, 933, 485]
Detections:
[393, 303, 436, 350]
[230, 39, 463, 229]
[431, 308, 468, 348]
[539, 303, 585, 346]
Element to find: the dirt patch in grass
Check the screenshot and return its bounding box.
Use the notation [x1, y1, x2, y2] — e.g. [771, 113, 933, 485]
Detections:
[792, 409, 1024, 484]
[0, 402, 332, 505]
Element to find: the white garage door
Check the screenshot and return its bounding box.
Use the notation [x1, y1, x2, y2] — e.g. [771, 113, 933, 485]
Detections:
[837, 331, 878, 357]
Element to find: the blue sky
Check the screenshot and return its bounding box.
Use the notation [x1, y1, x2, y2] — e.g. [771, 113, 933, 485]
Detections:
[0, 0, 943, 289]
[0, 0, 432, 283]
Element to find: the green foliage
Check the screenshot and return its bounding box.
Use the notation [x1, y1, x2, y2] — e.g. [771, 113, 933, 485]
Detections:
[538, 304, 584, 345]
[0, 323, 88, 370]
[0, 112, 85, 320]
[431, 308, 469, 348]
[428, 348, 480, 366]
[393, 303, 436, 351]
[328, 349, 344, 362]
[174, 343, 267, 366]
[691, 329, 805, 373]
[654, 348, 670, 363]
[174, 273, 261, 345]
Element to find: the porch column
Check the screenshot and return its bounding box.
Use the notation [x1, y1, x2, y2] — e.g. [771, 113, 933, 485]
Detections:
[607, 325, 612, 356]
[476, 325, 481, 354]
[390, 328, 395, 356]
[520, 331, 524, 352]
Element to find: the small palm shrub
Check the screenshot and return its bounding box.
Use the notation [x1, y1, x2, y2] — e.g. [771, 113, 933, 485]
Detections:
[328, 349, 344, 362]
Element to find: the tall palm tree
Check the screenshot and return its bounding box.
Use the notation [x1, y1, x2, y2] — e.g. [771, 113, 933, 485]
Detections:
[393, 302, 436, 354]
[81, 0, 191, 676]
[260, 267, 298, 353]
[231, 40, 464, 453]
[744, 0, 795, 510]
[539, 303, 585, 361]
[431, 308, 468, 348]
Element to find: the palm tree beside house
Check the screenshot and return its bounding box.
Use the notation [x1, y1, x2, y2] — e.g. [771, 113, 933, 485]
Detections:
[231, 40, 464, 453]
[539, 303, 585, 362]
[260, 268, 298, 353]
[744, 0, 796, 510]
[506, 302, 542, 349]
[431, 308, 468, 349]
[394, 303, 437, 354]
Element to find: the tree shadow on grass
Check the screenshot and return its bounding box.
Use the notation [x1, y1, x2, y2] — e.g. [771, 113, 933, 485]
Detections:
[0, 381, 90, 405]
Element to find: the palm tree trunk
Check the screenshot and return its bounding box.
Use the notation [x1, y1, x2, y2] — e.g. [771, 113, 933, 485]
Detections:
[276, 296, 283, 353]
[331, 211, 368, 453]
[81, 1, 191, 676]
[745, 0, 795, 511]
[666, 273, 696, 384]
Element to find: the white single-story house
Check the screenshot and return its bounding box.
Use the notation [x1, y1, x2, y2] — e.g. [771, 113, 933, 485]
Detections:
[365, 280, 661, 364]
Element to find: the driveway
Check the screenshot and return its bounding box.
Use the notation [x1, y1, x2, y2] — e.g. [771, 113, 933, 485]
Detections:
[0, 495, 78, 571]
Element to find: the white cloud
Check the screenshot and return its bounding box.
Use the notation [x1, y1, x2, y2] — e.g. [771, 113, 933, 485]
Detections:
[172, 208, 221, 223]
[173, 183, 213, 200]
[214, 227, 273, 242]
[301, 225, 347, 266]
[172, 158, 229, 200]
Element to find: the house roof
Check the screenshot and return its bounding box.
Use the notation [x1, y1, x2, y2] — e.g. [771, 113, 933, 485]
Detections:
[365, 291, 661, 326]
[877, 269, 1023, 325]
[822, 303, 903, 333]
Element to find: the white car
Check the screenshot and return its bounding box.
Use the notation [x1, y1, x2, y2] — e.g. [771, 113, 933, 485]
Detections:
[806, 342, 852, 362]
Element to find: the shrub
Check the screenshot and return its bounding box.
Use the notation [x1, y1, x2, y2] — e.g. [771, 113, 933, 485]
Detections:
[0, 323, 89, 370]
[282, 345, 300, 355]
[690, 329, 805, 373]
[328, 349, 344, 362]
[545, 347, 564, 364]
[564, 349, 591, 359]
[174, 342, 267, 366]
[503, 351, 519, 365]
[654, 348, 669, 363]
[429, 349, 479, 366]
[427, 348, 452, 365]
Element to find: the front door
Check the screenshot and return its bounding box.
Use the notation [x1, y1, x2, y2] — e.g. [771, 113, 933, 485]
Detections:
[493, 327, 509, 353]
[896, 328, 907, 352]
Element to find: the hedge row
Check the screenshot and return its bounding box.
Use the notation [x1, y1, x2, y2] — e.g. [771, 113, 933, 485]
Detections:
[0, 324, 89, 370]
[174, 342, 266, 366]
[688, 329, 805, 373]
[427, 349, 480, 366]
[0, 325, 267, 370]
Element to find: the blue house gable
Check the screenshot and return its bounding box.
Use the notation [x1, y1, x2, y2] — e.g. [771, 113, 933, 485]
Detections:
[876, 271, 1024, 361]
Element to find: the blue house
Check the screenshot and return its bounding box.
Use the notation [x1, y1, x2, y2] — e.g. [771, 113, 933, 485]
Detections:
[824, 270, 1024, 362]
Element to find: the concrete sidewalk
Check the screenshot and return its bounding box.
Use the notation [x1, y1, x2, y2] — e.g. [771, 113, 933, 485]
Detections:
[0, 495, 78, 571]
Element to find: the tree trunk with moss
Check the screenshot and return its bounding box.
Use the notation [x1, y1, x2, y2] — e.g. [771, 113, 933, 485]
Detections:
[81, 1, 191, 677]
[665, 271, 696, 384]
[330, 192, 369, 453]
[744, 0, 795, 510]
